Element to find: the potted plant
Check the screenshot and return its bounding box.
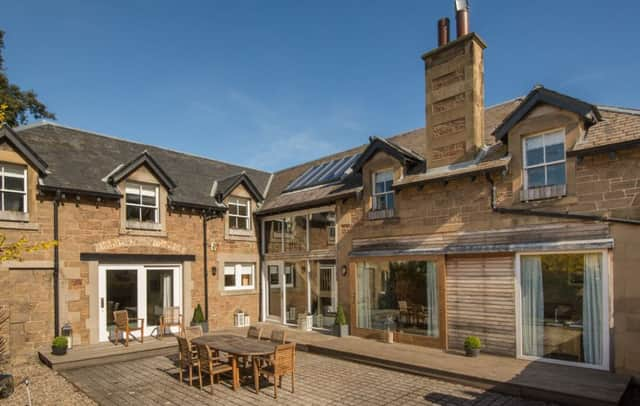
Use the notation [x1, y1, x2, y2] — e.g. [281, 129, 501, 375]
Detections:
[464, 336, 481, 357]
[333, 305, 349, 337]
[191, 304, 208, 333]
[384, 316, 394, 344]
[297, 312, 313, 332]
[51, 336, 68, 356]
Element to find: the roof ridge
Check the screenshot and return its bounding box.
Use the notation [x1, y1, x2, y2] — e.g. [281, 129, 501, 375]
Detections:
[16, 121, 273, 176]
[597, 105, 640, 116]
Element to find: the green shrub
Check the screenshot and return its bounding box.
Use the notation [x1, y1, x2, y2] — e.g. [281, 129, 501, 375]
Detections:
[334, 305, 347, 326]
[464, 336, 481, 350]
[52, 336, 68, 349]
[192, 304, 205, 324]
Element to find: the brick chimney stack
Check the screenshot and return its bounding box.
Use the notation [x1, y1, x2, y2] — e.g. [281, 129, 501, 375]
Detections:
[422, 0, 486, 168]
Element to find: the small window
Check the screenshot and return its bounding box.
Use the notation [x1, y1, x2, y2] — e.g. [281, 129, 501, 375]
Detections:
[125, 182, 159, 223]
[523, 131, 566, 190]
[0, 163, 27, 213]
[223, 263, 255, 290]
[228, 197, 251, 230]
[268, 265, 280, 287]
[373, 170, 394, 210]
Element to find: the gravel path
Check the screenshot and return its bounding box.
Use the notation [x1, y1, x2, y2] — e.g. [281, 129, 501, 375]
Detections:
[0, 360, 94, 406]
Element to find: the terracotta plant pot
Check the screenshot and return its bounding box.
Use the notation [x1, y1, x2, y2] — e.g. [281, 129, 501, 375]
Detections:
[51, 346, 67, 356]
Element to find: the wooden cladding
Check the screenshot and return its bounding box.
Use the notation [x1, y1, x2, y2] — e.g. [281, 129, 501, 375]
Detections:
[446, 255, 516, 356]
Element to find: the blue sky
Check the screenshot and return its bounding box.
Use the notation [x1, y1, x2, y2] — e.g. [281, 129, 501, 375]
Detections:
[3, 1, 639, 171]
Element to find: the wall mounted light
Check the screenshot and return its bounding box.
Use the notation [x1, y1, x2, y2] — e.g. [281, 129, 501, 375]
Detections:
[211, 266, 217, 276]
[341, 265, 348, 277]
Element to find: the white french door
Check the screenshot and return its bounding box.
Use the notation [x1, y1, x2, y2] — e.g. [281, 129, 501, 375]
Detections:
[264, 261, 284, 323]
[98, 264, 182, 342]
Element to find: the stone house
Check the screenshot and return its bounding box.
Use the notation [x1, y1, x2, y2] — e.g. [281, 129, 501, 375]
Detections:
[0, 7, 639, 380]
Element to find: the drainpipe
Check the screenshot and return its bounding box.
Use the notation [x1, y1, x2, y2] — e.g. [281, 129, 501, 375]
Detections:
[485, 173, 640, 225]
[202, 211, 210, 321]
[53, 190, 61, 337]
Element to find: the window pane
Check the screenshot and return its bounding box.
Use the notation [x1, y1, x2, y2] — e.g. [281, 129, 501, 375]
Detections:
[224, 275, 236, 287]
[140, 207, 156, 222]
[126, 206, 140, 221]
[386, 193, 395, 210]
[4, 176, 24, 191]
[237, 217, 248, 230]
[309, 212, 336, 250]
[264, 220, 282, 254]
[375, 182, 385, 194]
[141, 194, 156, 206]
[241, 273, 252, 287]
[376, 195, 387, 210]
[384, 180, 393, 192]
[228, 204, 239, 216]
[284, 216, 306, 252]
[3, 192, 24, 212]
[237, 202, 248, 216]
[269, 269, 279, 285]
[375, 171, 393, 183]
[141, 185, 156, 196]
[525, 136, 544, 166]
[545, 140, 565, 162]
[126, 193, 140, 204]
[527, 166, 546, 188]
[223, 265, 235, 275]
[3, 164, 24, 177]
[547, 163, 566, 186]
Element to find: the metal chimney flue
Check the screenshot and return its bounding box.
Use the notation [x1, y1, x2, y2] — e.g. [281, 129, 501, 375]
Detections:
[454, 0, 470, 38]
[438, 18, 450, 47]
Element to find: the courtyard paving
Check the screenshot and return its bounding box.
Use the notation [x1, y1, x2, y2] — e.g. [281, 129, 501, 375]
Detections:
[61, 352, 556, 406]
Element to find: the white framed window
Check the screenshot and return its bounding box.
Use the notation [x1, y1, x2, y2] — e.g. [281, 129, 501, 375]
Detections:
[372, 170, 394, 210]
[228, 197, 251, 230]
[284, 264, 295, 288]
[268, 265, 280, 287]
[327, 212, 336, 245]
[523, 130, 566, 190]
[0, 163, 27, 213]
[223, 263, 255, 290]
[125, 182, 159, 223]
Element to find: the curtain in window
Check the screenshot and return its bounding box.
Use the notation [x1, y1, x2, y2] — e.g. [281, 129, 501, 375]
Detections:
[583, 254, 603, 365]
[162, 273, 172, 309]
[521, 256, 544, 357]
[426, 262, 439, 337]
[356, 264, 372, 329]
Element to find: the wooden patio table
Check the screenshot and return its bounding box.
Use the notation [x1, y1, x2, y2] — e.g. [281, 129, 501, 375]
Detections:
[192, 334, 277, 391]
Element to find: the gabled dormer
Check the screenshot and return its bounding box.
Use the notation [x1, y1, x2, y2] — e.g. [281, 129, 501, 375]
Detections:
[0, 124, 48, 224]
[107, 150, 176, 234]
[212, 172, 264, 240]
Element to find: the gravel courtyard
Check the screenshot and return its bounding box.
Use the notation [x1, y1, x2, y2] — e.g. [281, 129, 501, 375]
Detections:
[56, 352, 554, 406]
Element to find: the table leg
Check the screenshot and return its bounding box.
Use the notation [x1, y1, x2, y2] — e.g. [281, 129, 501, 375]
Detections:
[232, 356, 239, 391]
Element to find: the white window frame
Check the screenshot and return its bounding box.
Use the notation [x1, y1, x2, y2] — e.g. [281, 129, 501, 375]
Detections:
[372, 169, 394, 211]
[0, 163, 27, 213]
[125, 182, 159, 223]
[514, 250, 610, 371]
[522, 129, 566, 190]
[223, 263, 255, 291]
[228, 197, 251, 231]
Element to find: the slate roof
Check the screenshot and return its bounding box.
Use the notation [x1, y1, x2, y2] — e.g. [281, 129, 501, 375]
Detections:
[572, 106, 640, 152]
[15, 122, 272, 209]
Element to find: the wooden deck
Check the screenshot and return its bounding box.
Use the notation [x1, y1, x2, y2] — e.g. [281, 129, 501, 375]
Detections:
[39, 324, 631, 406]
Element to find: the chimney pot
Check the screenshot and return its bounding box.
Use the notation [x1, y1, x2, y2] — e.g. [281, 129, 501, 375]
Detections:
[438, 18, 450, 47]
[454, 0, 470, 38]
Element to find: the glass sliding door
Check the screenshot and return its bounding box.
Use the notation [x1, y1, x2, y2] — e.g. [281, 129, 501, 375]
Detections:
[284, 261, 308, 325]
[267, 263, 282, 321]
[311, 262, 337, 329]
[518, 252, 608, 368]
[99, 264, 182, 342]
[106, 268, 138, 338]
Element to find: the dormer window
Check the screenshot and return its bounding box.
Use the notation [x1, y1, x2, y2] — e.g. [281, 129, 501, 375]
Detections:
[522, 130, 566, 200]
[0, 163, 27, 213]
[125, 182, 159, 223]
[228, 197, 251, 231]
[373, 170, 394, 211]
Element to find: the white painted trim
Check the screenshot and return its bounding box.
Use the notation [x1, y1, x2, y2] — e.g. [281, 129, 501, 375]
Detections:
[98, 263, 182, 342]
[260, 204, 336, 221]
[522, 128, 566, 191]
[514, 250, 610, 371]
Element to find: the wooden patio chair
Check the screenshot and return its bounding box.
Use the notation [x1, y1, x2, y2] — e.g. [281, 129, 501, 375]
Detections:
[113, 310, 144, 347]
[159, 306, 183, 338]
[253, 342, 296, 399]
[270, 329, 286, 344]
[184, 325, 204, 341]
[195, 342, 234, 394]
[247, 326, 263, 340]
[177, 336, 199, 386]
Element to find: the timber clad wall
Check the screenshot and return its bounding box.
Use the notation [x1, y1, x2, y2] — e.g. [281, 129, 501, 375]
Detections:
[446, 255, 516, 356]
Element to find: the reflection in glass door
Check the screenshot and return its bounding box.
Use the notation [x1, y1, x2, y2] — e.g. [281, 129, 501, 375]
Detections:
[106, 268, 138, 338]
[267, 264, 282, 321]
[285, 262, 308, 325]
[147, 269, 174, 326]
[311, 262, 337, 329]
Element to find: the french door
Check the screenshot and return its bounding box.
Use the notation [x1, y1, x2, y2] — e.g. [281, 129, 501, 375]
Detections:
[98, 264, 182, 342]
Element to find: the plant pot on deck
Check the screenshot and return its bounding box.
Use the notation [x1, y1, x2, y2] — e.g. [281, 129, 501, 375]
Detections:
[51, 346, 67, 356]
[334, 324, 349, 337]
[191, 321, 209, 333]
[465, 348, 480, 357]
